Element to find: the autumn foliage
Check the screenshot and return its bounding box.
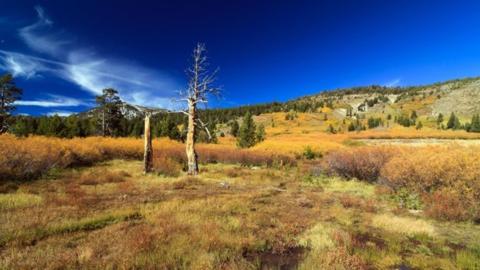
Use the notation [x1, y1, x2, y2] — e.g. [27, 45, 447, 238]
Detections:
[325, 145, 480, 221]
[0, 134, 295, 181]
[324, 146, 399, 182]
[0, 134, 143, 181]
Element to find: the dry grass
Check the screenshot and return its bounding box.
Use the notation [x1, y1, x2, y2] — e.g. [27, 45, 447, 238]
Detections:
[2, 130, 480, 268]
[371, 214, 437, 237]
[152, 143, 296, 171]
[348, 126, 480, 140]
[250, 112, 480, 156]
[0, 159, 479, 269]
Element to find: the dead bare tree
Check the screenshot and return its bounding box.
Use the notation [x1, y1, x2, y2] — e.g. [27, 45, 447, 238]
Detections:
[131, 106, 160, 174]
[179, 43, 220, 175]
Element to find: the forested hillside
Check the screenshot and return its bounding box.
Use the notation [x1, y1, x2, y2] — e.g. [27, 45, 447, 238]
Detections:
[4, 75, 480, 139]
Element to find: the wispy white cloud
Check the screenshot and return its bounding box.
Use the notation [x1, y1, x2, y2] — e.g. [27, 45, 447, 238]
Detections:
[15, 94, 90, 107]
[0, 6, 181, 109]
[18, 6, 69, 57]
[0, 52, 45, 78]
[46, 110, 74, 117]
[385, 78, 401, 87]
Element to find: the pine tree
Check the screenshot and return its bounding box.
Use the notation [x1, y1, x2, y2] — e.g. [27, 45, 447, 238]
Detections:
[436, 113, 444, 126]
[327, 124, 336, 134]
[48, 115, 67, 137]
[230, 120, 239, 137]
[256, 123, 265, 142]
[131, 120, 144, 137]
[36, 116, 50, 135]
[237, 112, 256, 148]
[95, 88, 124, 136]
[410, 110, 418, 121]
[469, 114, 480, 133]
[0, 73, 22, 133]
[447, 112, 461, 130]
[11, 117, 30, 137]
[416, 121, 423, 130]
[348, 122, 355, 131]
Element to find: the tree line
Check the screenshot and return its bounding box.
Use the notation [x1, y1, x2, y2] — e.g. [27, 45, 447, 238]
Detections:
[3, 72, 480, 143]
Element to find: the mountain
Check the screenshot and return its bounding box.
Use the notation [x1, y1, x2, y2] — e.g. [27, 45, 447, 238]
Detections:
[77, 103, 167, 119]
[293, 76, 480, 120]
[76, 76, 480, 128]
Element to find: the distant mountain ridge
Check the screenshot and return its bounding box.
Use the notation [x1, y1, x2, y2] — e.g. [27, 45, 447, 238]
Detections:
[76, 76, 480, 120]
[294, 76, 480, 118]
[78, 103, 167, 119]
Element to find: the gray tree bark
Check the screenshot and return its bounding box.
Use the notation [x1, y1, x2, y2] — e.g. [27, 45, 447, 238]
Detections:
[186, 101, 198, 175]
[143, 113, 153, 174]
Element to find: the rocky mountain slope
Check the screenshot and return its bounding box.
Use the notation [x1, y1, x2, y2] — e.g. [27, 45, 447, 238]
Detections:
[298, 77, 480, 119]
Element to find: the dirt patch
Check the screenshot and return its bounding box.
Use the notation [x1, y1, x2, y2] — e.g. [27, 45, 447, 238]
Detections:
[244, 247, 305, 270]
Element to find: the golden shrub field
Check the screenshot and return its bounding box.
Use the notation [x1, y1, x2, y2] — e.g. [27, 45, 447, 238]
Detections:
[3, 133, 479, 222]
[1, 133, 480, 269]
[0, 134, 295, 181]
[0, 134, 143, 180]
[324, 145, 480, 221]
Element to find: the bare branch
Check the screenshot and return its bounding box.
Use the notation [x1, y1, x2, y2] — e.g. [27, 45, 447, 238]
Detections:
[196, 118, 212, 141]
[179, 43, 221, 175]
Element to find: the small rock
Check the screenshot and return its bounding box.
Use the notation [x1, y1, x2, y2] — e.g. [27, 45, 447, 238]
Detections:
[408, 209, 423, 215]
[220, 182, 230, 189]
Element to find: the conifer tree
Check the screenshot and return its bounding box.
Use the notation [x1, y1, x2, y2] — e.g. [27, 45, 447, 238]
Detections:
[0, 73, 22, 133]
[230, 120, 239, 137]
[447, 112, 461, 130]
[237, 112, 256, 148]
[436, 113, 444, 126]
[95, 88, 124, 136]
[256, 123, 265, 143]
[416, 121, 423, 130]
[469, 114, 480, 132]
[11, 117, 30, 137]
[410, 110, 418, 121]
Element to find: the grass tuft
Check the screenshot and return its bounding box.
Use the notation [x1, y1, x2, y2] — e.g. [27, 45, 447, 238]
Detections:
[0, 193, 42, 210]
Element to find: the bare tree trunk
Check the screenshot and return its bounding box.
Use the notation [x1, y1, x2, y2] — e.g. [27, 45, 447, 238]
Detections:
[102, 110, 106, 137]
[143, 113, 153, 174]
[186, 101, 198, 175]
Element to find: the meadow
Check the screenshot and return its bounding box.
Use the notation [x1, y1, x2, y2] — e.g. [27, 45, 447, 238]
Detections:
[1, 129, 480, 269]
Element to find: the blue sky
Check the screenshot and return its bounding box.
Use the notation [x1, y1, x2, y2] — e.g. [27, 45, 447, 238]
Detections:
[2, 0, 480, 116]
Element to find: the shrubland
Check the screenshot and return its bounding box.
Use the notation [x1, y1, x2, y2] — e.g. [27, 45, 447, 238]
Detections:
[324, 145, 480, 222]
[0, 134, 295, 182]
[0, 134, 142, 181]
[1, 137, 480, 268]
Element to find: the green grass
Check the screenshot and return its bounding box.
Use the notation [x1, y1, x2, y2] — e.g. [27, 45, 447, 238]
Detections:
[0, 192, 43, 210]
[48, 210, 142, 234]
[304, 175, 375, 198]
[456, 247, 480, 270]
[298, 222, 335, 251]
[0, 209, 142, 247]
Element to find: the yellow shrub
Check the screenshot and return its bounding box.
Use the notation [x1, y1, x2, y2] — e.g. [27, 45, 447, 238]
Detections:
[0, 134, 144, 181]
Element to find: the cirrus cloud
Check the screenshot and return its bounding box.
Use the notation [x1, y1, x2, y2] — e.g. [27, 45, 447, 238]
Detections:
[15, 94, 91, 107]
[0, 6, 181, 109]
